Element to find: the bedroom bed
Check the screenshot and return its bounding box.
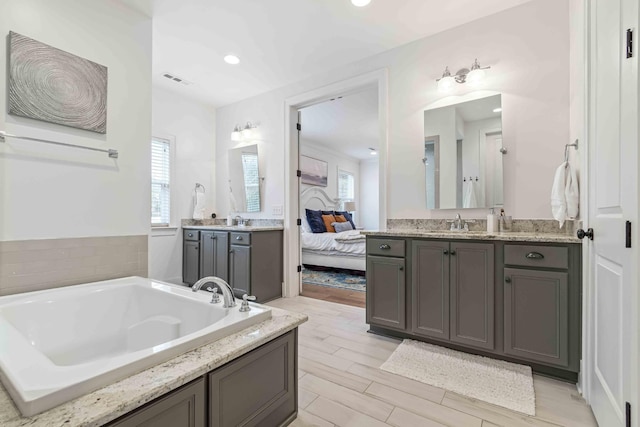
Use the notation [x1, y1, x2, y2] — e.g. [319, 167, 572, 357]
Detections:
[300, 187, 366, 271]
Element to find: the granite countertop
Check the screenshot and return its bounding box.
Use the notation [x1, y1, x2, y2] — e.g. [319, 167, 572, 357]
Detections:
[0, 307, 307, 427]
[182, 225, 284, 231]
[363, 230, 581, 244]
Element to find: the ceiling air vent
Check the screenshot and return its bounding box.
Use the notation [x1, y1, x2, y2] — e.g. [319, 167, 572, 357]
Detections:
[162, 72, 193, 86]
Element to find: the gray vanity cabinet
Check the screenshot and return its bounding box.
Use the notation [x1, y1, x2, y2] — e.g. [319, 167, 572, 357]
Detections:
[411, 240, 495, 350]
[200, 231, 229, 282]
[450, 242, 495, 350]
[183, 229, 283, 302]
[108, 378, 206, 427]
[411, 240, 450, 340]
[183, 230, 200, 286]
[366, 238, 407, 331]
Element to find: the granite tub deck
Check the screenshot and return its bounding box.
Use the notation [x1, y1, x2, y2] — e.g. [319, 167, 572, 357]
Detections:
[0, 307, 307, 427]
[363, 230, 580, 244]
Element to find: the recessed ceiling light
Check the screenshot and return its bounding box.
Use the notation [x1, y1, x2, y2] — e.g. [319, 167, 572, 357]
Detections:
[351, 0, 371, 7]
[493, 108, 502, 113]
[224, 54, 240, 65]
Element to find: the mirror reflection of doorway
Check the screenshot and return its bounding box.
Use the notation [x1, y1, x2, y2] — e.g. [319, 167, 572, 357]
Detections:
[424, 136, 440, 209]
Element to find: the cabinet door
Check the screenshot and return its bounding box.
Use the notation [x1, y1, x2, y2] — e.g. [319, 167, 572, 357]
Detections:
[366, 255, 406, 330]
[108, 378, 205, 427]
[183, 241, 200, 285]
[450, 242, 495, 350]
[230, 244, 251, 298]
[200, 231, 228, 281]
[411, 240, 450, 340]
[504, 268, 569, 367]
[209, 330, 296, 427]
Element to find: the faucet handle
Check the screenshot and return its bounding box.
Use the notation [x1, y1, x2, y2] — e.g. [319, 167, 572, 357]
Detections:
[207, 287, 221, 304]
[239, 294, 256, 312]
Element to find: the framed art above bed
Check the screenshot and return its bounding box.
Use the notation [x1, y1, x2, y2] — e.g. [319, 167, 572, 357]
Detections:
[300, 155, 328, 187]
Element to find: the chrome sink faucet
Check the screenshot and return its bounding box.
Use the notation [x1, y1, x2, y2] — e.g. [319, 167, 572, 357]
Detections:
[192, 276, 237, 308]
[447, 213, 476, 231]
[235, 215, 246, 226]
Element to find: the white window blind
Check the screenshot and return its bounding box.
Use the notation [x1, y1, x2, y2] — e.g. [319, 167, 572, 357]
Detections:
[242, 153, 260, 213]
[151, 138, 171, 226]
[338, 170, 354, 202]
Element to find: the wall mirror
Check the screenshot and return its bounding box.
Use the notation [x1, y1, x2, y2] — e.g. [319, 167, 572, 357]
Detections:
[423, 94, 504, 209]
[228, 144, 261, 213]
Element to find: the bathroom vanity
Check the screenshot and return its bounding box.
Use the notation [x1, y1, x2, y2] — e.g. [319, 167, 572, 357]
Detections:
[365, 230, 582, 381]
[182, 226, 283, 302]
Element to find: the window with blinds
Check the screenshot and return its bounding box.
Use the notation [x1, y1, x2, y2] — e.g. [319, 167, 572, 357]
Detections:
[151, 138, 171, 226]
[338, 170, 355, 202]
[242, 153, 260, 213]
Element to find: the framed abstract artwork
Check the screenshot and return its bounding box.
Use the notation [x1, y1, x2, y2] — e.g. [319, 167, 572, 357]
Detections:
[8, 31, 108, 134]
[300, 155, 328, 187]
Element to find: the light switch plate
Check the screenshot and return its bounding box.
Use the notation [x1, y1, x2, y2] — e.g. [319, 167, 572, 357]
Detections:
[272, 205, 283, 216]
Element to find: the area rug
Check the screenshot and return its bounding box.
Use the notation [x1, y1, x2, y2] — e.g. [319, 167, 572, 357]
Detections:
[301, 268, 366, 292]
[380, 339, 535, 416]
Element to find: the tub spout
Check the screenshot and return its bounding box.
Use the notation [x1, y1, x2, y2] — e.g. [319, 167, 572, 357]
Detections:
[192, 276, 237, 308]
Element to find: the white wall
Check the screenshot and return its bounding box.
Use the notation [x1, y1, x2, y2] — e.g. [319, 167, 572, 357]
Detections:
[149, 87, 216, 283]
[359, 159, 379, 229]
[0, 0, 152, 241]
[215, 0, 569, 220]
[300, 142, 360, 219]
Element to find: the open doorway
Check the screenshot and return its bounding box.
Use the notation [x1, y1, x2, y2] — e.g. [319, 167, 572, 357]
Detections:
[283, 69, 388, 301]
[296, 87, 379, 307]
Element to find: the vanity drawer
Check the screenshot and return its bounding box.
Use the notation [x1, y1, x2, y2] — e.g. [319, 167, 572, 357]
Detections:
[504, 244, 568, 269]
[183, 229, 200, 241]
[367, 238, 405, 257]
[230, 232, 251, 246]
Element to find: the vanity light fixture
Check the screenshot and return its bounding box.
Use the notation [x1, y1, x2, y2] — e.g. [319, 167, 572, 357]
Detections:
[241, 122, 257, 139]
[351, 0, 371, 6]
[436, 59, 491, 93]
[231, 124, 242, 141]
[369, 147, 378, 156]
[224, 54, 240, 65]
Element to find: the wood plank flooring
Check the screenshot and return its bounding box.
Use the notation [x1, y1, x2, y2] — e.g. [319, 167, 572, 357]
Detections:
[267, 296, 598, 427]
[300, 283, 366, 308]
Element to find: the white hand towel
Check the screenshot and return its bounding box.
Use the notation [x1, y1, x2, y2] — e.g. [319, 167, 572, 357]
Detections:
[193, 191, 205, 220]
[565, 162, 579, 219]
[463, 180, 478, 209]
[551, 162, 568, 227]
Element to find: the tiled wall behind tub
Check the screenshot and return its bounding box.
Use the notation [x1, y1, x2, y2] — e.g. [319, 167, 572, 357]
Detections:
[0, 235, 148, 296]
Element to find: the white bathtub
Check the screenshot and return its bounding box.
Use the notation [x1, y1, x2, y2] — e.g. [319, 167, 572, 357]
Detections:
[0, 276, 271, 416]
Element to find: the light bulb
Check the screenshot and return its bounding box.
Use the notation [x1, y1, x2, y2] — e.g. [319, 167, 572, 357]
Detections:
[224, 54, 240, 65]
[466, 68, 485, 86]
[231, 125, 241, 141]
[351, 0, 371, 6]
[241, 122, 253, 139]
[437, 76, 455, 93]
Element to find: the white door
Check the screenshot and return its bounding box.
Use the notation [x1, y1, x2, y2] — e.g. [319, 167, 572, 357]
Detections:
[587, 0, 638, 425]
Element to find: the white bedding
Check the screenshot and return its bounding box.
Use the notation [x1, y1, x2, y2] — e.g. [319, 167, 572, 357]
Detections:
[301, 230, 366, 255]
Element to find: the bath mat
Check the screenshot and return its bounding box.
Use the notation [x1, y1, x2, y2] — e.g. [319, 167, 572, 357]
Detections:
[301, 268, 366, 292]
[381, 339, 535, 416]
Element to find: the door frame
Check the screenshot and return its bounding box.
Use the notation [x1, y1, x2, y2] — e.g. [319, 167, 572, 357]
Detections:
[283, 69, 389, 297]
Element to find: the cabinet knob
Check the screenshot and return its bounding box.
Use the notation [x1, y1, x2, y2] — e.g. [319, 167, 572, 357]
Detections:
[505, 277, 512, 283]
[443, 250, 449, 255]
[236, 236, 243, 240]
[229, 249, 234, 254]
[188, 233, 193, 237]
[450, 250, 456, 256]
[211, 235, 216, 239]
[399, 266, 404, 271]
[379, 244, 391, 250]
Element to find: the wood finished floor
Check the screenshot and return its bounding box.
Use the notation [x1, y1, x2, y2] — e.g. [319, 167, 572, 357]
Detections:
[300, 283, 366, 308]
[267, 296, 598, 427]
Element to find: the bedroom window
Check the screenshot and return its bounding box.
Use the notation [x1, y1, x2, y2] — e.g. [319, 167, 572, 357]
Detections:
[151, 137, 173, 227]
[338, 170, 355, 202]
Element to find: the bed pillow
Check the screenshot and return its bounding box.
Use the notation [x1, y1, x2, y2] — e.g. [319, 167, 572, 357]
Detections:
[305, 209, 326, 233]
[322, 214, 337, 232]
[334, 214, 348, 223]
[301, 217, 312, 233]
[333, 221, 354, 233]
[334, 211, 356, 228]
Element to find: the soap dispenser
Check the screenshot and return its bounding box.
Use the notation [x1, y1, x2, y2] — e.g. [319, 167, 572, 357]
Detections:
[487, 208, 498, 234]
